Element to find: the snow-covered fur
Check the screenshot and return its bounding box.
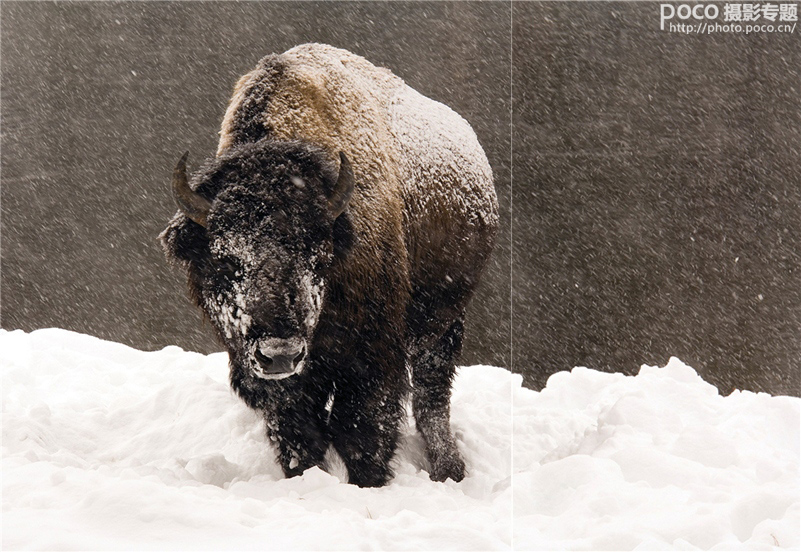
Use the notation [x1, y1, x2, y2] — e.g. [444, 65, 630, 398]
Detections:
[161, 44, 498, 487]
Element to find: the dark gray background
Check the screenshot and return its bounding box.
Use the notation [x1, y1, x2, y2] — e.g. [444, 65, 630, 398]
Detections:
[513, 3, 799, 395]
[2, 2, 798, 396]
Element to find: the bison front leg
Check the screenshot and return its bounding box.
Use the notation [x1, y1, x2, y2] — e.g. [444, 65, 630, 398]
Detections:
[329, 388, 405, 487]
[265, 386, 331, 479]
[328, 357, 407, 487]
[411, 317, 466, 483]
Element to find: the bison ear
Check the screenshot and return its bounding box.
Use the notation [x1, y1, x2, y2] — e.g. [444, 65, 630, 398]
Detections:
[172, 151, 212, 227]
[328, 152, 355, 219]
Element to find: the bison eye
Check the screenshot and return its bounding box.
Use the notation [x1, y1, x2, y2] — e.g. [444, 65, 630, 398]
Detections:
[215, 258, 241, 280]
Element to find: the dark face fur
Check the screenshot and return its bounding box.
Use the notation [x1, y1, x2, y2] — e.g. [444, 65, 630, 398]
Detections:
[162, 141, 353, 385]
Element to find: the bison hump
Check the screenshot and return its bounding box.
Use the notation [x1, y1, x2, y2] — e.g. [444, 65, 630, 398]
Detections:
[390, 86, 498, 231]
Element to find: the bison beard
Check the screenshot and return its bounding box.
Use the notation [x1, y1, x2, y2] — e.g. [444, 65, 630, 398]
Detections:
[161, 44, 497, 487]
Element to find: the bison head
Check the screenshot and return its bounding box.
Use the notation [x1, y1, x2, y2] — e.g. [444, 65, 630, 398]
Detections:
[162, 141, 354, 383]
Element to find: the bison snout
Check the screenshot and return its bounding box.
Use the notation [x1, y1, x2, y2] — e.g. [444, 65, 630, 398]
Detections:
[252, 337, 307, 379]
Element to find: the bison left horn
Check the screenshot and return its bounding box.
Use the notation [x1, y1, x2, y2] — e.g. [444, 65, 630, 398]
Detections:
[172, 151, 212, 227]
[329, 152, 355, 218]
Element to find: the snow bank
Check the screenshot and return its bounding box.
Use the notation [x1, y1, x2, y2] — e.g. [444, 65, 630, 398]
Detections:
[514, 363, 800, 550]
[2, 329, 798, 550]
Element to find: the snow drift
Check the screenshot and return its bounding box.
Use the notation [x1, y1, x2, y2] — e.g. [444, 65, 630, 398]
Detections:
[2, 329, 798, 550]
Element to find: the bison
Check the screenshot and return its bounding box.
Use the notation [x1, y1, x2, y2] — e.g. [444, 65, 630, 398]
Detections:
[161, 44, 498, 487]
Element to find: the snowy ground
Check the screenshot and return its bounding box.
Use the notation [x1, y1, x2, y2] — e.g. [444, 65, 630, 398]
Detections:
[2, 329, 798, 550]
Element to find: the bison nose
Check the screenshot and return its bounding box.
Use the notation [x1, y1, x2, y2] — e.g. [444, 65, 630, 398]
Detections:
[254, 349, 305, 374]
[253, 338, 306, 378]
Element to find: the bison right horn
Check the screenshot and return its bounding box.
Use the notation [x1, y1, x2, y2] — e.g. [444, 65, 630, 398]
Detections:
[328, 152, 355, 219]
[172, 151, 212, 227]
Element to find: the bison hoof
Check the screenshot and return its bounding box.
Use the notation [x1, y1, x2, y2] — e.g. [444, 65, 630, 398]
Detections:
[347, 466, 393, 488]
[429, 453, 466, 483]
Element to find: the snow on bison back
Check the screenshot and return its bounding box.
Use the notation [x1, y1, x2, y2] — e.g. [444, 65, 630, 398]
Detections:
[161, 43, 498, 487]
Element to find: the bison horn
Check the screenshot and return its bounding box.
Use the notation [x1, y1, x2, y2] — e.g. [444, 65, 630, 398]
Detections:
[172, 151, 211, 227]
[328, 152, 355, 218]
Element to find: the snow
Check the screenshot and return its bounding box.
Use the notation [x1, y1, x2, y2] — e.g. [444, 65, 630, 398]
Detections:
[514, 365, 800, 550]
[2, 329, 799, 550]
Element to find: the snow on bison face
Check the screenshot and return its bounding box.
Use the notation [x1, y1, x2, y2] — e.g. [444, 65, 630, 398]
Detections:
[203, 212, 325, 381]
[168, 142, 354, 383]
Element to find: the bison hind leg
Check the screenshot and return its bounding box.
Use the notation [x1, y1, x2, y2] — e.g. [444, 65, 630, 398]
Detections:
[411, 317, 466, 483]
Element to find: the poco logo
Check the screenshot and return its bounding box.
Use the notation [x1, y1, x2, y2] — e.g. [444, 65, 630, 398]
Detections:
[660, 4, 720, 29]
